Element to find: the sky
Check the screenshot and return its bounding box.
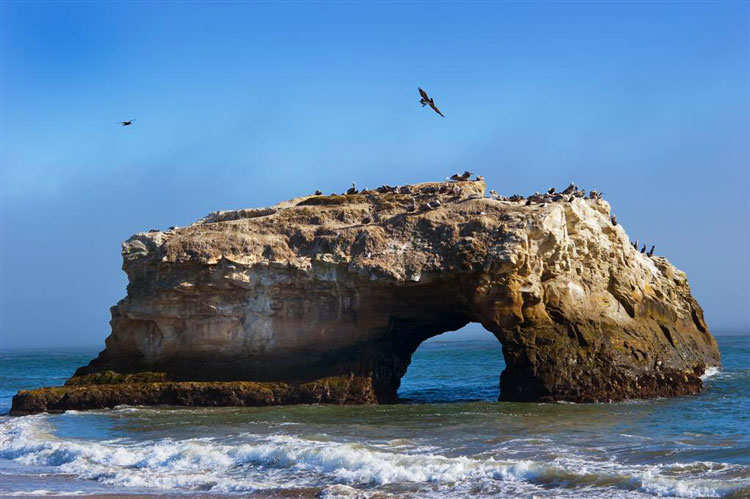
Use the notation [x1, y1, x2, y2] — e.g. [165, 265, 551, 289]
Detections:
[1, 1, 748, 348]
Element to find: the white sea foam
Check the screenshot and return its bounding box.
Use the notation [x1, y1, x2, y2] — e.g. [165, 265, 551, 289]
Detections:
[0, 415, 747, 498]
[700, 366, 721, 380]
[4, 491, 84, 496]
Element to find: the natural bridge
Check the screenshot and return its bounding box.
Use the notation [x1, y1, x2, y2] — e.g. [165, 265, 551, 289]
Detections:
[11, 178, 720, 414]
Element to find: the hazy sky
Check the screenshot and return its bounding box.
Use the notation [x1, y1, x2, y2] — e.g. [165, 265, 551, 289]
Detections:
[1, 2, 748, 348]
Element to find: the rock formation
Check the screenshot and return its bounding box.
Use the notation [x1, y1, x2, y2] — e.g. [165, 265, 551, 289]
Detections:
[12, 178, 720, 414]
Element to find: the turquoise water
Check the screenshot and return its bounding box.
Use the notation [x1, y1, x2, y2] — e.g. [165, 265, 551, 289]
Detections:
[0, 336, 748, 497]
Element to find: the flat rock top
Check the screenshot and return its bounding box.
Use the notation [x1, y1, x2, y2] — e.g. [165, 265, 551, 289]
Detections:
[124, 179, 652, 285]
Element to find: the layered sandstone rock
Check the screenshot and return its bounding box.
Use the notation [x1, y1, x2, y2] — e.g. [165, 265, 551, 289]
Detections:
[11, 178, 720, 414]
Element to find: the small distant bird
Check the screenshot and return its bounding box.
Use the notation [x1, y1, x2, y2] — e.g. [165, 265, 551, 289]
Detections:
[418, 88, 444, 117]
[120, 119, 135, 126]
[647, 245, 655, 257]
[314, 190, 322, 195]
[346, 182, 357, 195]
[610, 214, 618, 226]
[547, 187, 556, 194]
[641, 244, 647, 253]
[562, 182, 577, 195]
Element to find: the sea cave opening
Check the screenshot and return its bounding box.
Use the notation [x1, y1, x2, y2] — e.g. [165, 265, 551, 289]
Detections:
[396, 323, 505, 404]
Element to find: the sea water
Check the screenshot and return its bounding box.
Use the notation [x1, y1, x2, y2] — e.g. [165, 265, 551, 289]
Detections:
[0, 336, 748, 497]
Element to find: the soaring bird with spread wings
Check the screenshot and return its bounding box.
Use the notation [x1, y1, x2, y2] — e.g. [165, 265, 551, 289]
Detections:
[120, 119, 135, 126]
[418, 88, 444, 117]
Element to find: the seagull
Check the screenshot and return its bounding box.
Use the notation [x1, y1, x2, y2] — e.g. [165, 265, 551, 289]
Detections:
[418, 88, 444, 117]
[120, 119, 135, 126]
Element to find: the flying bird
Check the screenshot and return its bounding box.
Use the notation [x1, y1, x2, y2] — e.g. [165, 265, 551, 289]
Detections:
[120, 120, 135, 126]
[418, 88, 444, 117]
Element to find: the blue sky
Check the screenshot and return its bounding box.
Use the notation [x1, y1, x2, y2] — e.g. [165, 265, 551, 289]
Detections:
[1, 1, 748, 348]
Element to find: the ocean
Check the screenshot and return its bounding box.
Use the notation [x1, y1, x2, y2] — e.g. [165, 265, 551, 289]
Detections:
[0, 336, 748, 498]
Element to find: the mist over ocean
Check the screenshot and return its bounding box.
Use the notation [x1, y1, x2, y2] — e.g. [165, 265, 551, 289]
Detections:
[1, 335, 747, 498]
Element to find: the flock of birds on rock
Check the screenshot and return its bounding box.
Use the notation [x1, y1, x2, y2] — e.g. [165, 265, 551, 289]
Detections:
[314, 173, 658, 258]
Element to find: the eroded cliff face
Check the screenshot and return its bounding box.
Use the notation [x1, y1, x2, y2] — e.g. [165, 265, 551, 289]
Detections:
[12, 178, 721, 414]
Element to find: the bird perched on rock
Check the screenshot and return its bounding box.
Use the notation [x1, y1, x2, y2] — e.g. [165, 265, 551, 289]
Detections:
[647, 245, 655, 257]
[633, 239, 639, 250]
[120, 119, 135, 126]
[428, 199, 442, 209]
[314, 190, 322, 195]
[547, 187, 555, 194]
[346, 182, 357, 195]
[399, 185, 413, 194]
[610, 214, 618, 226]
[562, 182, 577, 195]
[418, 87, 444, 117]
[641, 244, 647, 253]
[450, 171, 473, 181]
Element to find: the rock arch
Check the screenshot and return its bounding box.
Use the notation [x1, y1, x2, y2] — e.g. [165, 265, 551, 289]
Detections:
[12, 179, 721, 414]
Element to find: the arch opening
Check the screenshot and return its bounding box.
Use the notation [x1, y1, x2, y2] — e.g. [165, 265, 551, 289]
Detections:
[395, 323, 505, 404]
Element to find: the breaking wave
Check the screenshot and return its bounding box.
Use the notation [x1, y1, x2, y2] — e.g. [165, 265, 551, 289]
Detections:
[1, 414, 748, 498]
[701, 366, 722, 380]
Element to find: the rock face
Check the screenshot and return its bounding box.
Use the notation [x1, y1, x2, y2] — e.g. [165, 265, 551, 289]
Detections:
[11, 178, 720, 414]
